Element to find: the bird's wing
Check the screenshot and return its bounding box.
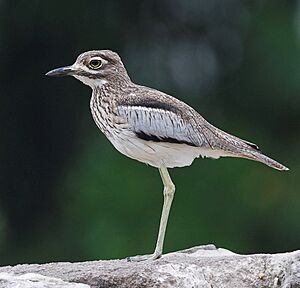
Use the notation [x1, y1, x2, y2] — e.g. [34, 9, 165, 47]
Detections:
[116, 90, 211, 148]
[116, 86, 263, 152]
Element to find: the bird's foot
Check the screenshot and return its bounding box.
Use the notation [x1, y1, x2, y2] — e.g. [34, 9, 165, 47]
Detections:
[127, 252, 162, 262]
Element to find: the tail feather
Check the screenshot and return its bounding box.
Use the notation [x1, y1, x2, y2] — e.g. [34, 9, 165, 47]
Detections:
[210, 128, 289, 171]
[233, 150, 289, 171]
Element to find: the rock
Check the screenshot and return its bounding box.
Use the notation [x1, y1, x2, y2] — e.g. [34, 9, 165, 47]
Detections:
[0, 272, 90, 288]
[0, 245, 299, 288]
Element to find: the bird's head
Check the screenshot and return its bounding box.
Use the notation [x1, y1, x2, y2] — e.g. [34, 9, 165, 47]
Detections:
[46, 50, 130, 88]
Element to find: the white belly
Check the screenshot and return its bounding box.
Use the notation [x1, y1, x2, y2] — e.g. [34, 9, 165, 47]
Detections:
[108, 130, 229, 168]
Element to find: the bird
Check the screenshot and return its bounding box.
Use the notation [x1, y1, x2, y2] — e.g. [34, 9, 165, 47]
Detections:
[46, 50, 289, 261]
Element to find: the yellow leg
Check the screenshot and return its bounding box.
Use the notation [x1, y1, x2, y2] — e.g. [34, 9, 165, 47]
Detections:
[128, 167, 175, 262]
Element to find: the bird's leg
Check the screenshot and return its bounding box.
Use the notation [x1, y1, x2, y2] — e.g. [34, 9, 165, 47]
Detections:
[127, 167, 175, 262]
[153, 167, 175, 257]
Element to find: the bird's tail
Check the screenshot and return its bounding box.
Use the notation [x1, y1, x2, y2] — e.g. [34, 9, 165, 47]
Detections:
[210, 128, 289, 171]
[235, 150, 289, 171]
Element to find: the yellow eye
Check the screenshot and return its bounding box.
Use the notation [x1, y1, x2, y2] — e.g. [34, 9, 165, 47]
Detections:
[89, 59, 102, 69]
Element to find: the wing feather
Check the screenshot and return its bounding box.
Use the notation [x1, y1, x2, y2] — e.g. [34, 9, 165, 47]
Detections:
[115, 88, 261, 155]
[117, 105, 205, 147]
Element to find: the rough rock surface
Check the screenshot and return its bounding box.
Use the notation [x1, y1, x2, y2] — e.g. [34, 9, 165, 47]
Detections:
[0, 245, 299, 288]
[0, 272, 89, 288]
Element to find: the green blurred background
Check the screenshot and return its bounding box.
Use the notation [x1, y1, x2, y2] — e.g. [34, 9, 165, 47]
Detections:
[0, 0, 299, 265]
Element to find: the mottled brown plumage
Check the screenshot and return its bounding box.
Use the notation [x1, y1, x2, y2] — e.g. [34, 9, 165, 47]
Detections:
[46, 50, 288, 261]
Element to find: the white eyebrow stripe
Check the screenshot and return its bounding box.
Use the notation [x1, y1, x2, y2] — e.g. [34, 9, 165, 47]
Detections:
[72, 57, 108, 74]
[90, 56, 108, 65]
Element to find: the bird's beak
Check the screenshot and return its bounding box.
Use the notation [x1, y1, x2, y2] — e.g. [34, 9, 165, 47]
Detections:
[45, 65, 77, 77]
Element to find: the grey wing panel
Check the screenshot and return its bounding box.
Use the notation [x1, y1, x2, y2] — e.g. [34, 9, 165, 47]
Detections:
[117, 105, 205, 147]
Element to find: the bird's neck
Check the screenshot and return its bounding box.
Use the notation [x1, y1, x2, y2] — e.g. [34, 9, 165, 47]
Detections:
[91, 81, 118, 106]
[92, 76, 133, 101]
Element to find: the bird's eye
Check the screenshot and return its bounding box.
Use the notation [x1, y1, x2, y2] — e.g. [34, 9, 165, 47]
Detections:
[89, 59, 102, 69]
